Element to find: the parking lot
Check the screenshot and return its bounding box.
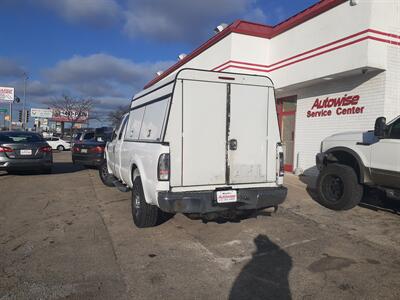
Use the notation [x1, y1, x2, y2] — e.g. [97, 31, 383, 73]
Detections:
[1, 151, 400, 299]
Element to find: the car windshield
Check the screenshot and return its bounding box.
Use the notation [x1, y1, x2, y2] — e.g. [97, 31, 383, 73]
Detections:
[0, 132, 44, 143]
[74, 133, 82, 140]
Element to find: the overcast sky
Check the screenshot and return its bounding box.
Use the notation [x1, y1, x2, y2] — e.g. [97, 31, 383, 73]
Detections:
[0, 0, 317, 126]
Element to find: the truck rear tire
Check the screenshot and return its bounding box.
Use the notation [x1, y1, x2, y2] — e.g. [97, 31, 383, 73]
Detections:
[99, 161, 115, 187]
[316, 163, 363, 210]
[132, 177, 160, 228]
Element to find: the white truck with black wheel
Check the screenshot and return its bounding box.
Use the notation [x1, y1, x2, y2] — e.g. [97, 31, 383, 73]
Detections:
[316, 116, 400, 210]
[100, 69, 287, 228]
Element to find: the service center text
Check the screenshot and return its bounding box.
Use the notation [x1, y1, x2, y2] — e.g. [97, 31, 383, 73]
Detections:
[307, 94, 365, 118]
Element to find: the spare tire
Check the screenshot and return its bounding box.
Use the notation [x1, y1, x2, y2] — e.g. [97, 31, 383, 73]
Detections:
[316, 163, 363, 210]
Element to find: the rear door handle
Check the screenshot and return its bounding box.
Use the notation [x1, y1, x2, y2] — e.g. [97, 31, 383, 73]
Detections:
[229, 139, 237, 150]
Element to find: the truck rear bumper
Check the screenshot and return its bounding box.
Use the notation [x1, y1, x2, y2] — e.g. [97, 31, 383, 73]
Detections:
[158, 186, 287, 214]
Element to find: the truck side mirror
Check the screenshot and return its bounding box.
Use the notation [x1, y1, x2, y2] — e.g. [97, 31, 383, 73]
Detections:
[374, 117, 386, 138]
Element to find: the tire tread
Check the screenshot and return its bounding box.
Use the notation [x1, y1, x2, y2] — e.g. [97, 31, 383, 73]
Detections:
[132, 177, 159, 228]
[317, 163, 363, 210]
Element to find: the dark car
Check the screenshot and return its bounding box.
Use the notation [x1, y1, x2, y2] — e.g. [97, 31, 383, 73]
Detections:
[71, 136, 107, 167]
[0, 131, 53, 173]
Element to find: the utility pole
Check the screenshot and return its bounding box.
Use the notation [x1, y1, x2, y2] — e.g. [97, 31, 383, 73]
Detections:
[22, 72, 28, 130]
[9, 101, 12, 130]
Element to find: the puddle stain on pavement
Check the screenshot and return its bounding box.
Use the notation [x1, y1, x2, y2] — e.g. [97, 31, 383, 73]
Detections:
[308, 253, 356, 273]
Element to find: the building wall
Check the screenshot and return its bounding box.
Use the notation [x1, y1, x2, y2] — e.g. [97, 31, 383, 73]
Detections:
[283, 71, 387, 174]
[370, 0, 400, 121]
[140, 0, 399, 176]
[384, 45, 400, 121]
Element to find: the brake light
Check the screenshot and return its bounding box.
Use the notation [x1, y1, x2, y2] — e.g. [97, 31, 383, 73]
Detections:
[158, 153, 170, 181]
[276, 143, 284, 178]
[89, 146, 105, 153]
[0, 146, 13, 153]
[279, 152, 285, 177]
[72, 146, 80, 153]
[40, 146, 52, 153]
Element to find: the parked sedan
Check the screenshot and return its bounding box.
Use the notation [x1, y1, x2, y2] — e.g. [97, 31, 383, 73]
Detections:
[71, 138, 106, 167]
[44, 137, 71, 151]
[0, 131, 53, 173]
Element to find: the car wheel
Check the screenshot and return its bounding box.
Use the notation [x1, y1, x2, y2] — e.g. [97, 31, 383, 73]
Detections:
[316, 163, 363, 210]
[99, 161, 115, 187]
[131, 177, 160, 228]
[57, 145, 65, 151]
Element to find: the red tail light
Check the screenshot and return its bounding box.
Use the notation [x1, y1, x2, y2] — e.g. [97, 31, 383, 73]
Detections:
[40, 146, 52, 153]
[72, 146, 80, 153]
[89, 146, 105, 153]
[158, 153, 170, 181]
[0, 146, 13, 153]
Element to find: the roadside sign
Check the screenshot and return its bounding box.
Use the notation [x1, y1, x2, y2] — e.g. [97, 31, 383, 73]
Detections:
[52, 109, 88, 123]
[31, 108, 53, 118]
[0, 108, 8, 113]
[0, 87, 14, 102]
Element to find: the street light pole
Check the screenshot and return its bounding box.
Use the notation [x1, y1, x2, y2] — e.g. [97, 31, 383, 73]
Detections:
[9, 101, 12, 131]
[22, 72, 28, 130]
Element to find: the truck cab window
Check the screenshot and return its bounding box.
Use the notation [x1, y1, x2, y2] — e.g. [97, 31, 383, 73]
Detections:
[118, 117, 128, 140]
[388, 118, 400, 139]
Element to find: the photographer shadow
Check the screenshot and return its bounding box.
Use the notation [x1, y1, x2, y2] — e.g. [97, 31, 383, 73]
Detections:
[229, 234, 292, 300]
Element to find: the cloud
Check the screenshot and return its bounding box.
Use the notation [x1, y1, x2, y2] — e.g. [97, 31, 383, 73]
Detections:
[0, 58, 26, 79]
[5, 0, 270, 43]
[38, 0, 121, 27]
[28, 53, 174, 114]
[43, 53, 174, 97]
[123, 0, 259, 42]
[243, 7, 268, 24]
[0, 53, 174, 117]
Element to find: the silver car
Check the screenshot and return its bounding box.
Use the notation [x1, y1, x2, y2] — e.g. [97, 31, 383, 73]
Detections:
[0, 131, 53, 174]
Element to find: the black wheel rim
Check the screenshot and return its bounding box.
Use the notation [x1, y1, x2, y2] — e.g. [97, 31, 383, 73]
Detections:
[133, 191, 141, 217]
[321, 174, 344, 203]
[101, 164, 108, 180]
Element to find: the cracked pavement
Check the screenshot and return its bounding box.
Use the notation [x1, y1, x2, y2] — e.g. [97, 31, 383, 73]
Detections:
[1, 152, 399, 299]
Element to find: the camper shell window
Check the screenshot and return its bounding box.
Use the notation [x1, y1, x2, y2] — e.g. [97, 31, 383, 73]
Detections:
[125, 97, 170, 142]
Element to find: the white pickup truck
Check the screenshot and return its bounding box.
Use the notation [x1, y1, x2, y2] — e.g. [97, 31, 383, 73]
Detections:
[316, 116, 400, 210]
[99, 69, 287, 228]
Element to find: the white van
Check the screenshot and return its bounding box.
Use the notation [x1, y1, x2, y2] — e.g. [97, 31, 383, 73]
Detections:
[101, 69, 287, 227]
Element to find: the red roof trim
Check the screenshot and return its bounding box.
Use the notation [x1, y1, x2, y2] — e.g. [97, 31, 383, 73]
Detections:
[144, 0, 348, 89]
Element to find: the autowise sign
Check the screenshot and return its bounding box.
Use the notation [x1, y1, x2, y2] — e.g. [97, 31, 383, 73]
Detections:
[51, 109, 89, 123]
[307, 94, 365, 118]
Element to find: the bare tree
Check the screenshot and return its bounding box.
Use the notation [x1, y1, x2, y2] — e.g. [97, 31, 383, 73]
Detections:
[108, 105, 130, 127]
[47, 95, 94, 137]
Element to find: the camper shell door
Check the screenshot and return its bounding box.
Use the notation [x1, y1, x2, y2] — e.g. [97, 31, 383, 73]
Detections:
[165, 69, 278, 190]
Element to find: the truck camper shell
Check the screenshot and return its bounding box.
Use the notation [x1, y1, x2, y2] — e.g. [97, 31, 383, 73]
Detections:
[128, 69, 281, 191]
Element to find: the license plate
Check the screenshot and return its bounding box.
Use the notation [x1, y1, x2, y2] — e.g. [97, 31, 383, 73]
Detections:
[81, 149, 87, 153]
[20, 149, 32, 155]
[216, 190, 237, 203]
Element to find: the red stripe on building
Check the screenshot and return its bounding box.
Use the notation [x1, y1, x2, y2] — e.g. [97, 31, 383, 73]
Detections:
[218, 36, 399, 73]
[214, 29, 399, 72]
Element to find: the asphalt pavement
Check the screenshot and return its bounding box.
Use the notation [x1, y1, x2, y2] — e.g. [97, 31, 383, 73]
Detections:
[1, 151, 399, 299]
